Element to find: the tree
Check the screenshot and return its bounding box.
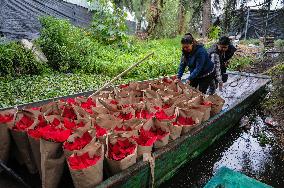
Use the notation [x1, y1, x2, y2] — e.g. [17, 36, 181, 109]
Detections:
[201, 0, 211, 37]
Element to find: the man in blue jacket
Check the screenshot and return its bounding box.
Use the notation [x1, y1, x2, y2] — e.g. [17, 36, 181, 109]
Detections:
[176, 33, 215, 94]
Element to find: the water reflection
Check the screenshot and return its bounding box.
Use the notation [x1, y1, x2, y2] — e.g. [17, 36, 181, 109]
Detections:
[162, 110, 284, 188]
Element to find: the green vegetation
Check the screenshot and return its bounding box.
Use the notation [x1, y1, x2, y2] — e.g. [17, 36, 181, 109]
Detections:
[274, 39, 284, 49]
[0, 42, 47, 77]
[262, 63, 284, 111]
[0, 17, 181, 108]
[228, 56, 254, 71]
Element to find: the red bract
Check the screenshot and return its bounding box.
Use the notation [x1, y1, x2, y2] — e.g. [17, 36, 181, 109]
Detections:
[38, 125, 71, 142]
[162, 104, 172, 109]
[175, 116, 195, 126]
[50, 118, 61, 127]
[114, 126, 132, 132]
[155, 110, 175, 120]
[30, 107, 41, 111]
[76, 121, 85, 128]
[62, 107, 77, 120]
[81, 98, 96, 110]
[14, 115, 34, 131]
[110, 100, 118, 105]
[63, 132, 92, 151]
[162, 77, 173, 84]
[28, 129, 42, 139]
[135, 110, 153, 119]
[202, 101, 213, 106]
[0, 114, 14, 123]
[108, 139, 136, 161]
[117, 112, 133, 121]
[94, 125, 107, 137]
[150, 127, 168, 140]
[134, 129, 157, 146]
[119, 84, 129, 89]
[61, 98, 77, 105]
[68, 152, 101, 170]
[63, 118, 76, 129]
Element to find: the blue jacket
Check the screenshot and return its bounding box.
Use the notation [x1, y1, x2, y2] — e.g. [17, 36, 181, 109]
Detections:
[177, 45, 214, 81]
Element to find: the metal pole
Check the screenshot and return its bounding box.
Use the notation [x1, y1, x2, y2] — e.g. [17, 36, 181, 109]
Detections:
[90, 52, 154, 97]
[244, 6, 250, 40]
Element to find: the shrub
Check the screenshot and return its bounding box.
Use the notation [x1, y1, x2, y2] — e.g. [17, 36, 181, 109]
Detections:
[0, 42, 46, 77]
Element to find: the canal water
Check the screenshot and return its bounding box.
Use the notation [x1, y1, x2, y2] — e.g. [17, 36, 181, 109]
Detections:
[161, 108, 284, 188]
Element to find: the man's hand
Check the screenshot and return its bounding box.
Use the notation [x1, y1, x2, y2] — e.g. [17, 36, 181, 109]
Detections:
[218, 82, 223, 92]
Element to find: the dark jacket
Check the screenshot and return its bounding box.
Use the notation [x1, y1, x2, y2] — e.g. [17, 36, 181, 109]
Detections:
[208, 44, 237, 65]
[177, 44, 214, 81]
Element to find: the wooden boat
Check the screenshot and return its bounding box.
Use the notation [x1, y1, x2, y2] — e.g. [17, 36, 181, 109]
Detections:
[0, 71, 270, 187]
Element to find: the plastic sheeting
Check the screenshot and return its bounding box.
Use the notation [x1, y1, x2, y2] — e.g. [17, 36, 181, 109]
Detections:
[230, 9, 284, 39]
[0, 0, 93, 40]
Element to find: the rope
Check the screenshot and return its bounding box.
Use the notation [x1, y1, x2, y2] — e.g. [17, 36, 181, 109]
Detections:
[143, 153, 155, 188]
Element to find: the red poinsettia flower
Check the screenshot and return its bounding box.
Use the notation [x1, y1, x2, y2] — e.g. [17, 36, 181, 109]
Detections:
[119, 84, 129, 89]
[110, 100, 118, 105]
[94, 124, 107, 137]
[117, 112, 133, 121]
[50, 118, 61, 127]
[174, 116, 195, 126]
[133, 129, 157, 146]
[149, 127, 169, 140]
[38, 125, 71, 142]
[135, 110, 154, 119]
[108, 139, 136, 161]
[28, 129, 42, 139]
[202, 101, 213, 107]
[76, 121, 85, 128]
[60, 98, 77, 105]
[162, 77, 173, 84]
[0, 114, 14, 123]
[155, 110, 175, 120]
[81, 98, 96, 110]
[62, 106, 77, 120]
[63, 132, 92, 151]
[30, 107, 41, 111]
[68, 152, 101, 170]
[63, 118, 76, 129]
[13, 115, 34, 131]
[114, 125, 132, 132]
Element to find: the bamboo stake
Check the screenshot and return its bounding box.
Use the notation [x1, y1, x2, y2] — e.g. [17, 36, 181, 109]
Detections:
[90, 52, 154, 97]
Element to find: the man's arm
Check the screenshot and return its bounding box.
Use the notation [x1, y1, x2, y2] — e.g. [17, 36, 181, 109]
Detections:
[211, 53, 222, 83]
[177, 55, 186, 79]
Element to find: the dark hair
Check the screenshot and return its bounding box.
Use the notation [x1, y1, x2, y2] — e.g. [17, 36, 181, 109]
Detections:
[181, 33, 194, 44]
[218, 36, 231, 45]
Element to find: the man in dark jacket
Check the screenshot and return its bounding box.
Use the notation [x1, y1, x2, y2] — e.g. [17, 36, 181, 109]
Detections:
[208, 36, 237, 93]
[176, 33, 215, 94]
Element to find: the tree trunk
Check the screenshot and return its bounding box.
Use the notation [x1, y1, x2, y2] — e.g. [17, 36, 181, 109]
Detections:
[201, 0, 211, 37]
[178, 0, 186, 35]
[146, 0, 161, 36]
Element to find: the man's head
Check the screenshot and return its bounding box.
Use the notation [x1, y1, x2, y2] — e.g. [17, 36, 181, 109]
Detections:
[181, 33, 195, 53]
[217, 36, 231, 52]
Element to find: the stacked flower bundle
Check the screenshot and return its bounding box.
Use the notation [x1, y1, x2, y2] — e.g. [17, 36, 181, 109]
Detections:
[1, 76, 225, 188]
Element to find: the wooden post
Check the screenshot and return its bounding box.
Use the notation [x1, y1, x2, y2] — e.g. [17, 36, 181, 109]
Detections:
[244, 7, 250, 40]
[90, 52, 154, 97]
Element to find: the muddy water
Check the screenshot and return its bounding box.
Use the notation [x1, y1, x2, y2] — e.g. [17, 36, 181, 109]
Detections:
[161, 109, 284, 188]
